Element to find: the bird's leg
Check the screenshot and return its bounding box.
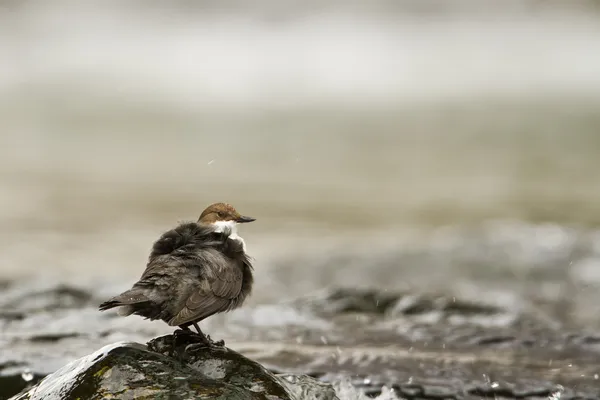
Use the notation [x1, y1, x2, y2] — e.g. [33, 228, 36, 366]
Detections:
[191, 322, 225, 347]
[192, 322, 203, 335]
[178, 324, 209, 353]
[174, 325, 199, 342]
[174, 324, 206, 343]
[173, 325, 191, 335]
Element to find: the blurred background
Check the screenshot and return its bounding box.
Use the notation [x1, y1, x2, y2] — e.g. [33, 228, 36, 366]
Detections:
[2, 1, 600, 321]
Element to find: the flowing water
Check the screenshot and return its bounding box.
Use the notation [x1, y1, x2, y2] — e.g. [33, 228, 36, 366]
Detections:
[2, 2, 600, 398]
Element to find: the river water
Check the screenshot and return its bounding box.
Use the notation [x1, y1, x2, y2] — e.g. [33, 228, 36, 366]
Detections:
[2, 2, 600, 398]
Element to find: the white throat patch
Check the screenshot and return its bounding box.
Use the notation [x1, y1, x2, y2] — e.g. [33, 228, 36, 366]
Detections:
[212, 220, 246, 251]
[212, 220, 238, 234]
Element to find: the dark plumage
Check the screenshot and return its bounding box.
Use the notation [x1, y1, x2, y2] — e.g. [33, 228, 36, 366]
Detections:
[99, 203, 255, 345]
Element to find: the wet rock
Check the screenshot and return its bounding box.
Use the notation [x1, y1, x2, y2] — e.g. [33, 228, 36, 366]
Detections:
[290, 287, 591, 352]
[10, 332, 300, 400]
[0, 311, 25, 321]
[295, 287, 399, 315]
[297, 287, 511, 325]
[148, 332, 294, 398]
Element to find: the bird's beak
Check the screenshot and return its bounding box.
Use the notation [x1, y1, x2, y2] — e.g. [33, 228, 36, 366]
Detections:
[236, 215, 256, 223]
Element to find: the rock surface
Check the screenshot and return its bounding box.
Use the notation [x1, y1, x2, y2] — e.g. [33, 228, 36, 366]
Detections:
[9, 331, 334, 400]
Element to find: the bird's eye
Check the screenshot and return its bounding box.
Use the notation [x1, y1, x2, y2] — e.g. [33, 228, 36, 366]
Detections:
[217, 212, 224, 218]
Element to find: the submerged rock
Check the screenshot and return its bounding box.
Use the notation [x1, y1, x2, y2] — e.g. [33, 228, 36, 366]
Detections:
[9, 331, 317, 400]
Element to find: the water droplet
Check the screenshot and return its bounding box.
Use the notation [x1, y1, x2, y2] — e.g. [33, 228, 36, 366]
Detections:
[21, 368, 33, 382]
[320, 336, 328, 344]
[207, 160, 215, 165]
[594, 374, 599, 379]
[491, 382, 499, 388]
[407, 376, 413, 384]
[363, 378, 371, 385]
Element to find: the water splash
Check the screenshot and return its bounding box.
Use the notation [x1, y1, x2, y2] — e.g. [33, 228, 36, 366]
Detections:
[21, 368, 34, 382]
[549, 384, 564, 400]
[332, 378, 402, 400]
[280, 375, 403, 400]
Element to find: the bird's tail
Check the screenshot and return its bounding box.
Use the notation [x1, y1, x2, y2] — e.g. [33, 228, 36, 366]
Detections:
[99, 289, 151, 316]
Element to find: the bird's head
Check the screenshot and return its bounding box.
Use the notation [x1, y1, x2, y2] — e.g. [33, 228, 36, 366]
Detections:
[198, 203, 255, 229]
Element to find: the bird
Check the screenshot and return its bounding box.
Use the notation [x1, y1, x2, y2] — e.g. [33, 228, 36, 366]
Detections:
[99, 202, 255, 346]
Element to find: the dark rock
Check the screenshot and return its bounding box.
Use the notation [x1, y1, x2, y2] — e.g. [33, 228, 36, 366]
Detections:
[469, 334, 516, 346]
[386, 292, 508, 323]
[397, 384, 423, 397]
[0, 311, 25, 321]
[295, 287, 399, 315]
[0, 375, 42, 400]
[9, 332, 309, 400]
[421, 384, 456, 398]
[148, 331, 293, 398]
[28, 333, 82, 343]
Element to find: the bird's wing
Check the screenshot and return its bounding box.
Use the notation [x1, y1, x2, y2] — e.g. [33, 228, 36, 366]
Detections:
[168, 261, 244, 327]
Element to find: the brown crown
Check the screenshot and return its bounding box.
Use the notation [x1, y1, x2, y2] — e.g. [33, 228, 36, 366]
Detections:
[198, 202, 241, 224]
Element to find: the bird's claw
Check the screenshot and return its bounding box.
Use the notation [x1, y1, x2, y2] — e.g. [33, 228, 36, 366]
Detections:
[185, 342, 209, 353]
[183, 337, 224, 353]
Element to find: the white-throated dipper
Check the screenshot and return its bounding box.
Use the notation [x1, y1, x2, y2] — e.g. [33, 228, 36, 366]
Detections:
[99, 202, 255, 346]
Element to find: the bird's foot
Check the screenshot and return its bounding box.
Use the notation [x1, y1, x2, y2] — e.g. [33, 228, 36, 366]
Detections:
[174, 328, 200, 341]
[182, 331, 211, 352]
[173, 328, 192, 336]
[173, 328, 208, 349]
[184, 342, 209, 353]
[183, 335, 225, 353]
